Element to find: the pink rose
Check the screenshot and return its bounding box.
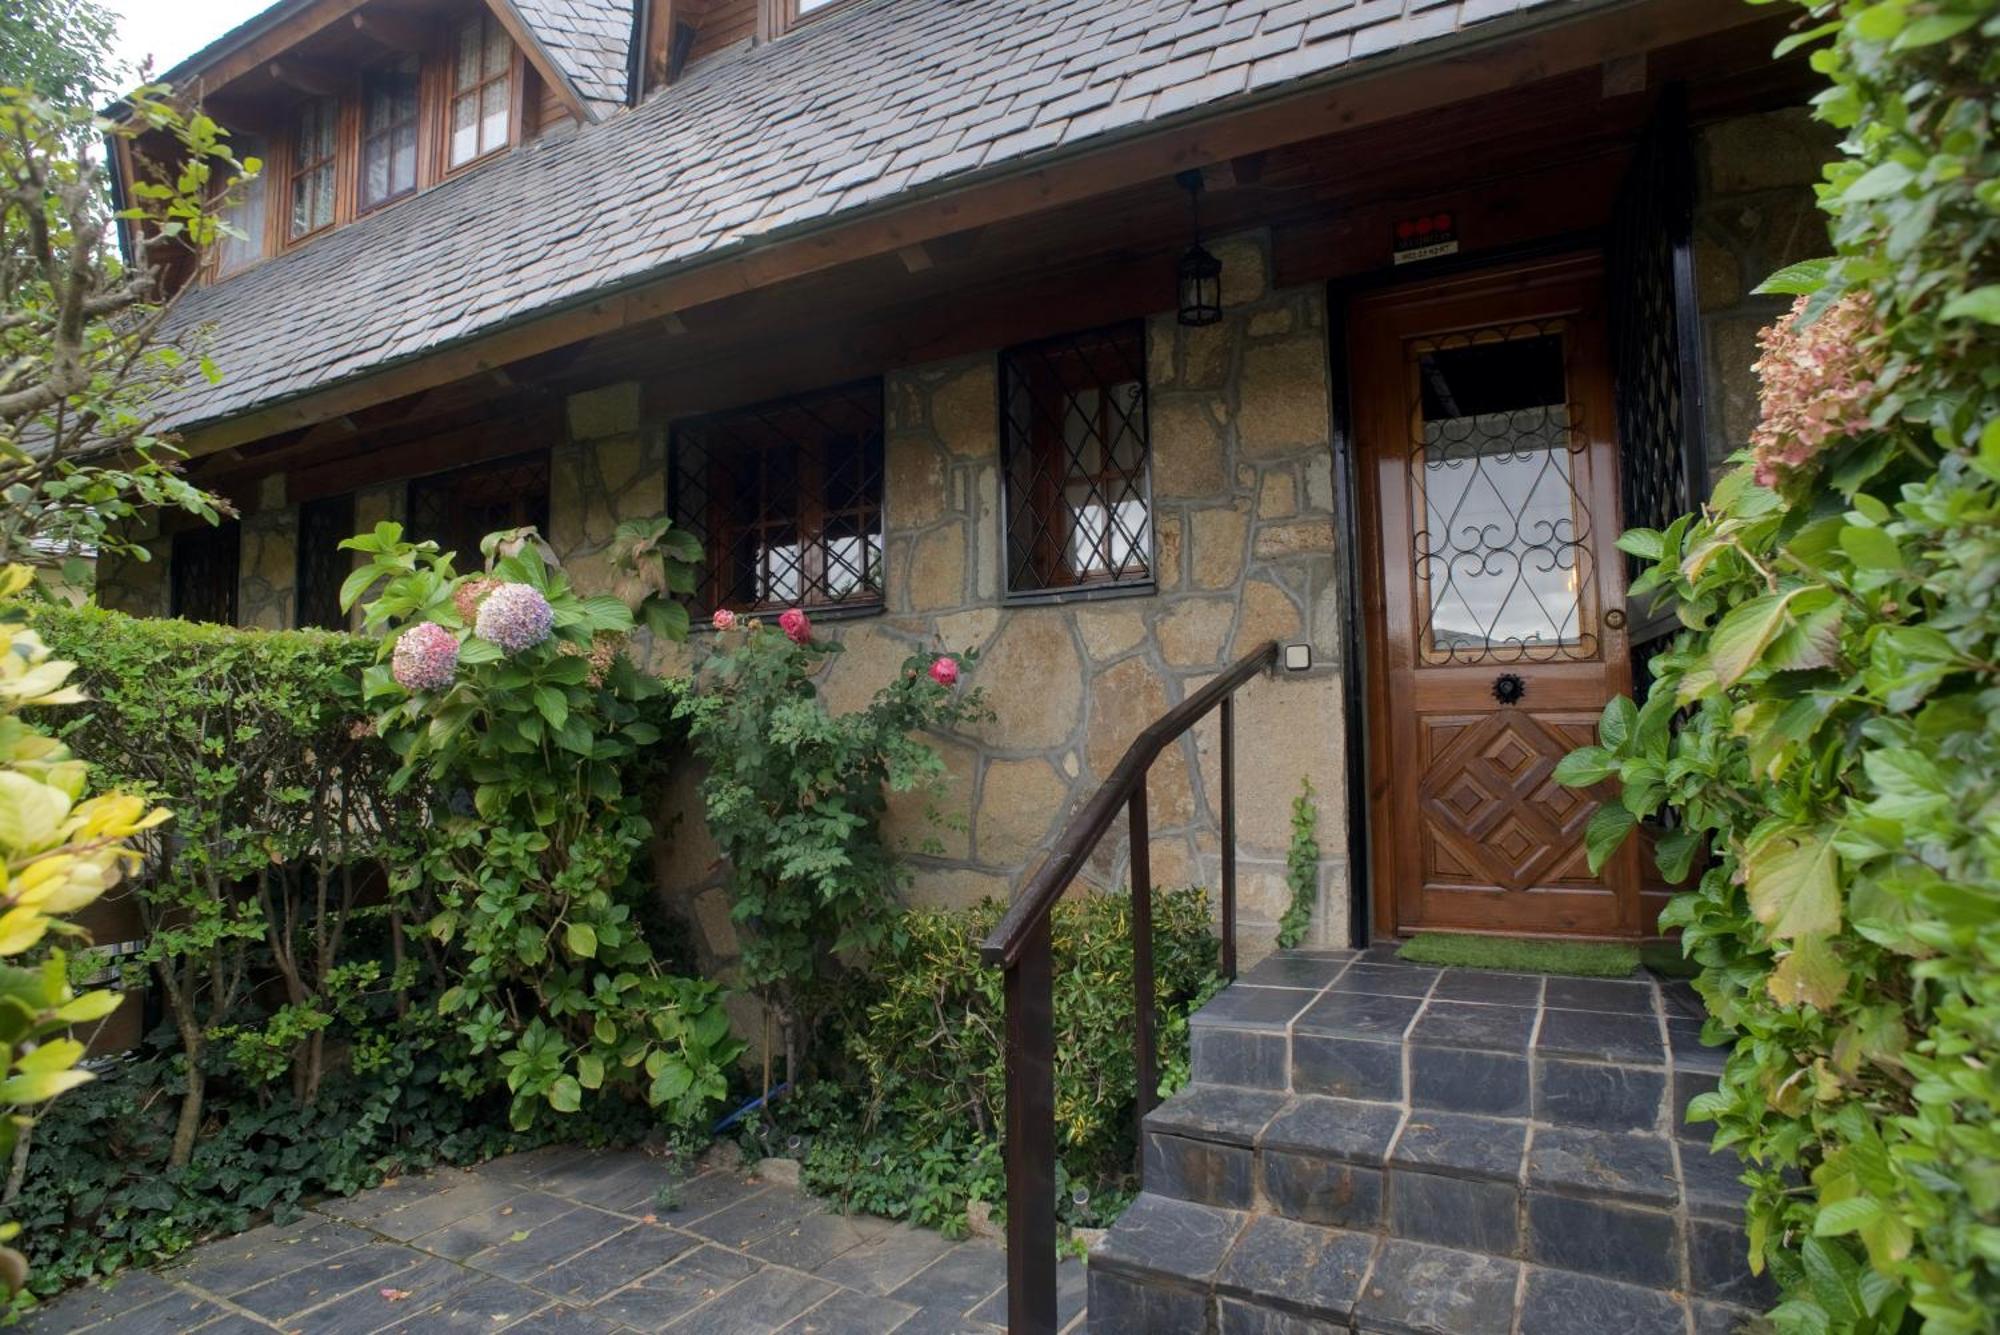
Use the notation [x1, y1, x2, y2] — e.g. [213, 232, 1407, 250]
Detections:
[711, 608, 739, 632]
[778, 608, 811, 644]
[928, 656, 959, 687]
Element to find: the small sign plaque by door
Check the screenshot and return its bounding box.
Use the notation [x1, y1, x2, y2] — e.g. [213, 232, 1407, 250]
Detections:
[1393, 212, 1459, 265]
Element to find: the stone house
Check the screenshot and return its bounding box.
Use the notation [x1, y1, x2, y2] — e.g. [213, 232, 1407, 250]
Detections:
[102, 0, 1827, 971]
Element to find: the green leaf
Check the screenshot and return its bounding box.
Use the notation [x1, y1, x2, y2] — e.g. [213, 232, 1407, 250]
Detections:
[547, 1075, 582, 1113]
[648, 1063, 694, 1106]
[1745, 825, 1842, 940]
[1814, 1197, 1884, 1237]
[1583, 804, 1636, 874]
[1769, 932, 1848, 1010]
[1709, 591, 1803, 688]
[1755, 258, 1833, 295]
[577, 1054, 605, 1090]
[1837, 524, 1902, 570]
[532, 685, 569, 730]
[1615, 528, 1664, 560]
[1939, 285, 2000, 324]
[1842, 160, 1914, 201]
[1553, 746, 1617, 787]
[1597, 696, 1638, 751]
[564, 923, 597, 959]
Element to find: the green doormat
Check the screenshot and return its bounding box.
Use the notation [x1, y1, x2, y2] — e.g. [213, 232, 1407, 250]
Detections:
[1396, 933, 1641, 978]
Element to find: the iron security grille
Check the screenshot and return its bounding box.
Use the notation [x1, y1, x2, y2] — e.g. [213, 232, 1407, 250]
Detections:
[1001, 322, 1152, 596]
[1610, 84, 1707, 587]
[1408, 323, 1598, 667]
[170, 521, 241, 625]
[406, 452, 551, 569]
[669, 380, 885, 612]
[295, 493, 355, 630]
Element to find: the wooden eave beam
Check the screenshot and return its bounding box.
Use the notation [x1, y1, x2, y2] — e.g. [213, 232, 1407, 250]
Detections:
[351, 11, 427, 52]
[485, 0, 595, 124]
[180, 0, 1760, 457]
[268, 57, 346, 98]
[169, 0, 373, 96]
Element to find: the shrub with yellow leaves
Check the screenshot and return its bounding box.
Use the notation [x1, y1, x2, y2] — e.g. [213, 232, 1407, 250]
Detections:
[0, 565, 167, 1290]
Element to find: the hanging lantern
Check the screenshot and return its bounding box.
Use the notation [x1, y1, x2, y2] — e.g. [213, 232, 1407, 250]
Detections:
[1175, 169, 1222, 327]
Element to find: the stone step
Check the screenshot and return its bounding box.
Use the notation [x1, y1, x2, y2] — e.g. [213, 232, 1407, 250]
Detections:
[1187, 950, 1725, 1138]
[1087, 1193, 1768, 1335]
[1138, 1084, 1773, 1309]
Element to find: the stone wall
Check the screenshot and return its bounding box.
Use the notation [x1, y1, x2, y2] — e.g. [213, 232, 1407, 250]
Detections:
[609, 228, 1352, 990]
[1691, 107, 1837, 479]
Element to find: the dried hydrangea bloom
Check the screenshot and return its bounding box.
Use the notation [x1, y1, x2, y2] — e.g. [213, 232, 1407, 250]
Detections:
[391, 622, 459, 692]
[1750, 292, 1879, 489]
[453, 577, 502, 624]
[559, 631, 625, 687]
[474, 583, 556, 653]
[778, 607, 811, 644]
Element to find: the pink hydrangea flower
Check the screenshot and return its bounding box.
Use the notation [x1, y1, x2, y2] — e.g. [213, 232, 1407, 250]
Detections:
[1750, 293, 1879, 489]
[474, 583, 555, 653]
[778, 607, 811, 644]
[452, 577, 501, 625]
[711, 608, 739, 632]
[391, 622, 459, 692]
[928, 656, 959, 687]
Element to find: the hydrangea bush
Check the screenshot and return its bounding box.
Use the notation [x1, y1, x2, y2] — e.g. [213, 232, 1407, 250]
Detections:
[1559, 2, 2000, 1329]
[342, 524, 739, 1133]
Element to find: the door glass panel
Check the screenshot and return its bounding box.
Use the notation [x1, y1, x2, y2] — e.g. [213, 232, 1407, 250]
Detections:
[1409, 326, 1595, 664]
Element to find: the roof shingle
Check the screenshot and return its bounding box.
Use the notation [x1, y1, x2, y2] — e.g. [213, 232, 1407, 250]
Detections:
[165, 0, 1580, 432]
[507, 0, 635, 120]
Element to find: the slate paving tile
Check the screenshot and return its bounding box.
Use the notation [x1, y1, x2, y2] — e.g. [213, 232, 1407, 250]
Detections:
[1192, 1026, 1288, 1089]
[1681, 1145, 1752, 1222]
[172, 1217, 375, 1296]
[1528, 1127, 1678, 1206]
[532, 1223, 697, 1302]
[668, 1265, 838, 1334]
[537, 1152, 685, 1216]
[814, 1226, 957, 1296]
[1692, 1299, 1772, 1335]
[234, 1241, 423, 1321]
[1409, 1046, 1529, 1118]
[478, 1146, 592, 1187]
[1668, 1019, 1730, 1073]
[748, 1209, 890, 1272]
[1217, 1296, 1347, 1333]
[1214, 1214, 1372, 1320]
[1259, 1149, 1383, 1229]
[1526, 1194, 1680, 1289]
[889, 1242, 1005, 1314]
[655, 1170, 766, 1226]
[368, 1179, 527, 1243]
[1518, 1266, 1688, 1335]
[966, 1254, 1088, 1330]
[1408, 1000, 1536, 1053]
[379, 1276, 546, 1332]
[779, 1287, 920, 1333]
[1146, 1083, 1288, 1145]
[1390, 1111, 1527, 1181]
[683, 1187, 817, 1249]
[1353, 1237, 1516, 1335]
[885, 1305, 1001, 1334]
[1428, 970, 1543, 1006]
[1190, 985, 1316, 1031]
[1327, 963, 1437, 998]
[1260, 1095, 1403, 1163]
[413, 1191, 576, 1261]
[499, 1304, 626, 1335]
[1690, 1219, 1780, 1309]
[1536, 1009, 1665, 1066]
[1294, 991, 1422, 1040]
[21, 1269, 180, 1331]
[1090, 1193, 1240, 1289]
[1292, 1034, 1404, 1102]
[1145, 1131, 1254, 1208]
[188, 1315, 279, 1335]
[317, 1172, 474, 1227]
[588, 1244, 760, 1329]
[1087, 1266, 1205, 1334]
[1387, 1169, 1518, 1255]
[288, 1256, 474, 1335]
[1236, 954, 1349, 990]
[1660, 980, 1706, 1020]
[463, 1206, 632, 1283]
[1544, 977, 1657, 1016]
[1534, 1058, 1666, 1133]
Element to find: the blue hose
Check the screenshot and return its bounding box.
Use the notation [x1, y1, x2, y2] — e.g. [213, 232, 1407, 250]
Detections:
[711, 1081, 790, 1134]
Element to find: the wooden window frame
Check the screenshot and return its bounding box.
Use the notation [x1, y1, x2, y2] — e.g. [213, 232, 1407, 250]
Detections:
[1000, 322, 1155, 600]
[284, 94, 341, 243]
[357, 54, 423, 215]
[764, 0, 867, 39]
[443, 11, 524, 175]
[669, 381, 886, 616]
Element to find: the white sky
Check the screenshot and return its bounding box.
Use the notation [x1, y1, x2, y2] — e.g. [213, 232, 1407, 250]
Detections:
[109, 0, 277, 81]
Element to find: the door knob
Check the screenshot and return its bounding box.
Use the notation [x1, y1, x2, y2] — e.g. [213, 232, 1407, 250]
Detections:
[1492, 673, 1526, 705]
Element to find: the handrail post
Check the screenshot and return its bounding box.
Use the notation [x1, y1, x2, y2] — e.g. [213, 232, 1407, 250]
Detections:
[1129, 788, 1156, 1170]
[1002, 917, 1058, 1335]
[1221, 693, 1238, 981]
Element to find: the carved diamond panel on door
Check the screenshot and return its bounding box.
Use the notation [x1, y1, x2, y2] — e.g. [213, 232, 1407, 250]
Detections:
[1416, 712, 1607, 893]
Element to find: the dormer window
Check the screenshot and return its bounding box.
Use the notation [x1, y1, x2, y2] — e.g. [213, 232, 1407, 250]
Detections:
[360, 55, 420, 211]
[288, 97, 338, 239]
[449, 13, 514, 169]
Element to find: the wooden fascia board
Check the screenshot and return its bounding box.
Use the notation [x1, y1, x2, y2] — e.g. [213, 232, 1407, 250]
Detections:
[164, 0, 373, 96]
[486, 0, 598, 124]
[179, 0, 1756, 456]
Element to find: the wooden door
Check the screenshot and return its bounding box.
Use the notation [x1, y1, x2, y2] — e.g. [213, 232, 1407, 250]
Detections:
[1353, 254, 1641, 939]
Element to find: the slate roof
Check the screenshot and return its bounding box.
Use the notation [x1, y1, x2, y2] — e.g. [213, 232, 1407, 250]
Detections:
[507, 0, 635, 120]
[166, 0, 1587, 433]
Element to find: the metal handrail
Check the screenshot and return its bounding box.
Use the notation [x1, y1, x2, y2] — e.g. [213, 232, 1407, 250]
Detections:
[979, 639, 1279, 1333]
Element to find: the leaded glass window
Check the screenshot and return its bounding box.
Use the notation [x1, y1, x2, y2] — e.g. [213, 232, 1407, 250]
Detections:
[295, 494, 355, 631]
[669, 381, 885, 613]
[288, 97, 337, 239]
[1001, 322, 1152, 597]
[449, 14, 513, 168]
[171, 522, 241, 626]
[360, 56, 420, 211]
[406, 453, 550, 567]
